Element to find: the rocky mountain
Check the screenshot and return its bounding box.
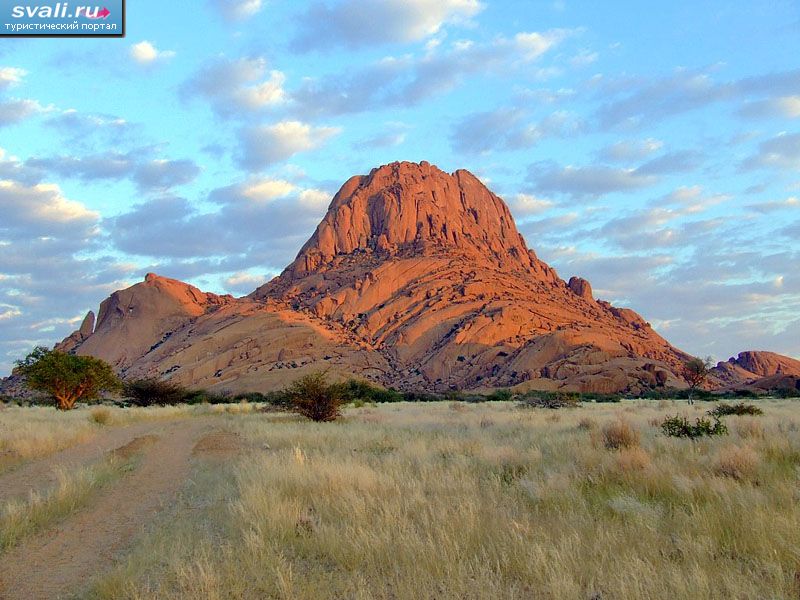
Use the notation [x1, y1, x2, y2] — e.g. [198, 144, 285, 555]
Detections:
[6, 162, 797, 395]
[712, 351, 800, 391]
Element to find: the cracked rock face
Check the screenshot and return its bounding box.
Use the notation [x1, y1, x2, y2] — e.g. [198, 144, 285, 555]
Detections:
[23, 161, 792, 395]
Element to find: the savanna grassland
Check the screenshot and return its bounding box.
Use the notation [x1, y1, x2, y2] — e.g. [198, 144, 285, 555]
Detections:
[1, 399, 800, 600]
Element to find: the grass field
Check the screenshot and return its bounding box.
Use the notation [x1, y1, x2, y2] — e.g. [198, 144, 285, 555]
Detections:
[2, 399, 800, 599]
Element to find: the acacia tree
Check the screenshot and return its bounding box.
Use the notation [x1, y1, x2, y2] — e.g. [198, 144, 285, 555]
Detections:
[286, 371, 346, 422]
[683, 356, 713, 405]
[15, 346, 121, 410]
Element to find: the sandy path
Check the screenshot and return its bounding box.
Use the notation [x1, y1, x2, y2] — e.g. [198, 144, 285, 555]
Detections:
[0, 419, 179, 505]
[0, 418, 216, 600]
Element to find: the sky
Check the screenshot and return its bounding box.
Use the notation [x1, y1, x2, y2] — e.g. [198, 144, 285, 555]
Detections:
[0, 0, 799, 376]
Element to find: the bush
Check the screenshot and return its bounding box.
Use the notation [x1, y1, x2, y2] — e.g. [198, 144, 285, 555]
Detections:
[342, 379, 403, 403]
[661, 414, 728, 439]
[286, 371, 346, 422]
[123, 378, 189, 407]
[583, 392, 622, 403]
[707, 402, 763, 417]
[774, 387, 800, 398]
[517, 391, 580, 409]
[602, 419, 640, 449]
[486, 389, 513, 402]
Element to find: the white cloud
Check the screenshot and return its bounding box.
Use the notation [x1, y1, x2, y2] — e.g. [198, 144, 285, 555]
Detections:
[0, 67, 26, 89]
[739, 96, 800, 119]
[292, 0, 483, 50]
[746, 196, 800, 213]
[182, 57, 286, 117]
[570, 50, 598, 67]
[598, 138, 663, 162]
[236, 70, 286, 110]
[238, 121, 341, 170]
[130, 41, 176, 65]
[224, 271, 266, 294]
[529, 162, 658, 198]
[210, 0, 262, 20]
[0, 180, 99, 231]
[293, 28, 577, 117]
[0, 305, 22, 321]
[241, 178, 297, 202]
[515, 29, 574, 61]
[0, 99, 47, 127]
[509, 193, 554, 216]
[298, 188, 332, 209]
[742, 132, 800, 171]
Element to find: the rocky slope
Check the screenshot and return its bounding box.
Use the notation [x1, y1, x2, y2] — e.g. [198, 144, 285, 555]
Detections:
[712, 351, 800, 390]
[6, 161, 797, 395]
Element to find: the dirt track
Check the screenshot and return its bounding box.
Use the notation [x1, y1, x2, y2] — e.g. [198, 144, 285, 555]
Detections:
[0, 418, 233, 600]
[0, 420, 174, 505]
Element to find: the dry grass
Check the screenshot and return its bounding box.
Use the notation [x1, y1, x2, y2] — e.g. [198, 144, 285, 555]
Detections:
[24, 399, 800, 600]
[90, 407, 112, 426]
[0, 404, 213, 472]
[0, 407, 99, 469]
[601, 417, 640, 449]
[0, 457, 126, 551]
[712, 444, 760, 481]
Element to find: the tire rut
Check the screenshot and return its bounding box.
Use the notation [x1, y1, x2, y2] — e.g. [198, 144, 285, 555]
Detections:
[0, 419, 180, 505]
[0, 419, 213, 600]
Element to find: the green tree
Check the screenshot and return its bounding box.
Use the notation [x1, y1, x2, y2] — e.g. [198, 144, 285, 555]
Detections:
[15, 347, 121, 410]
[683, 356, 713, 405]
[286, 371, 346, 422]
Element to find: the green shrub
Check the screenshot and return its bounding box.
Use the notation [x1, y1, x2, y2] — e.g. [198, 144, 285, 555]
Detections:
[233, 392, 269, 403]
[342, 379, 403, 403]
[708, 402, 763, 417]
[401, 391, 443, 403]
[286, 371, 346, 422]
[588, 393, 622, 403]
[123, 378, 189, 406]
[661, 414, 728, 439]
[517, 391, 579, 409]
[720, 388, 760, 399]
[486, 389, 513, 402]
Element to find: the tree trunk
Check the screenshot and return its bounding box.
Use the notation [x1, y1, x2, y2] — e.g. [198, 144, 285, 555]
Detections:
[55, 393, 70, 410]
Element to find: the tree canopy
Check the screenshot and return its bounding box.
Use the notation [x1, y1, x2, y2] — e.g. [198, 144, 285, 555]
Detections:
[682, 356, 713, 404]
[15, 347, 121, 410]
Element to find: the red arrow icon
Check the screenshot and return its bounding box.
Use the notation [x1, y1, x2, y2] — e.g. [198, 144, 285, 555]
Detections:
[87, 7, 111, 19]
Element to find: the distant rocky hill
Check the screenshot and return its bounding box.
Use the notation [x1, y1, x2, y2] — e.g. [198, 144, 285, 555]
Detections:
[4, 162, 797, 395]
[711, 351, 800, 392]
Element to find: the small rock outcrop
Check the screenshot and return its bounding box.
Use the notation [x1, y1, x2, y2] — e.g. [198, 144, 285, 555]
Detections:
[568, 277, 593, 301]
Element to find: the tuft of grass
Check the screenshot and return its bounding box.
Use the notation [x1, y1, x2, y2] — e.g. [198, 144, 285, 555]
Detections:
[602, 418, 640, 449]
[616, 446, 651, 471]
[734, 418, 765, 440]
[90, 407, 112, 426]
[712, 444, 760, 481]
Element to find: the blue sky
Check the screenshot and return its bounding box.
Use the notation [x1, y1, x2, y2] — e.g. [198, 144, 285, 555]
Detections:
[1, 0, 799, 375]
